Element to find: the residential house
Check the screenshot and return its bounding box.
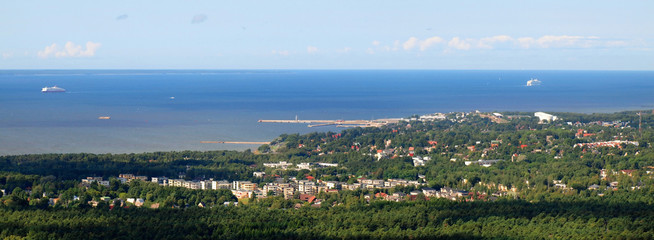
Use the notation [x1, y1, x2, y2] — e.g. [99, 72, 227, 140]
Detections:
[422, 187, 438, 197]
[325, 181, 340, 189]
[263, 183, 280, 195]
[134, 198, 145, 207]
[297, 163, 312, 170]
[151, 177, 169, 185]
[231, 190, 253, 199]
[212, 180, 231, 190]
[299, 194, 316, 203]
[389, 192, 406, 202]
[232, 181, 253, 190]
[298, 180, 315, 194]
[283, 187, 295, 200]
[588, 184, 601, 190]
[412, 156, 431, 166]
[241, 182, 257, 191]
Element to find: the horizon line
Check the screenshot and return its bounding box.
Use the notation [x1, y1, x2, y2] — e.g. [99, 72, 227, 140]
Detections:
[1, 68, 653, 72]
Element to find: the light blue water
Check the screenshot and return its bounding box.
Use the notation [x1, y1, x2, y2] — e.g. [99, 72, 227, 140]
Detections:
[1, 70, 653, 155]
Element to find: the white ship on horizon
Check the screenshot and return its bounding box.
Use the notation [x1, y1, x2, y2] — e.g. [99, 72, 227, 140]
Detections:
[42, 86, 66, 92]
[526, 78, 541, 86]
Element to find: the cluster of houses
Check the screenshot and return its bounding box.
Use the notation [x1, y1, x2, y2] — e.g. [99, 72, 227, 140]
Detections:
[81, 174, 150, 187]
[76, 172, 482, 205]
[567, 120, 630, 128]
[574, 140, 639, 149]
[225, 177, 427, 200]
[362, 187, 471, 202]
[416, 187, 469, 201]
[262, 161, 338, 170]
[553, 168, 649, 193]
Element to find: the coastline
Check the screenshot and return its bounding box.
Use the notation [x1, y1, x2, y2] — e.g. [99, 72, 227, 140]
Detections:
[1, 70, 653, 155]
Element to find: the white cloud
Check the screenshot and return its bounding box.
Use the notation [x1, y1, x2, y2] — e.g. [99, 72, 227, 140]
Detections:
[536, 35, 584, 48]
[448, 37, 471, 50]
[191, 14, 207, 24]
[372, 40, 380, 46]
[366, 48, 375, 54]
[517, 37, 535, 49]
[477, 35, 512, 49]
[37, 41, 101, 58]
[307, 46, 318, 54]
[2, 52, 13, 59]
[419, 36, 444, 51]
[517, 35, 602, 49]
[389, 34, 629, 52]
[38, 44, 58, 58]
[403, 37, 419, 50]
[394, 36, 447, 51]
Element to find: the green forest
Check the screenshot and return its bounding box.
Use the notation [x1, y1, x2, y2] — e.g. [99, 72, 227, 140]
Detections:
[1, 110, 654, 239]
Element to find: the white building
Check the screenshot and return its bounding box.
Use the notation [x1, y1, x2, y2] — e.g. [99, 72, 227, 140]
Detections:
[419, 113, 447, 121]
[232, 181, 254, 191]
[199, 180, 212, 190]
[263, 161, 294, 169]
[297, 163, 312, 170]
[412, 156, 431, 167]
[81, 177, 109, 187]
[464, 159, 503, 167]
[534, 112, 558, 122]
[317, 163, 339, 167]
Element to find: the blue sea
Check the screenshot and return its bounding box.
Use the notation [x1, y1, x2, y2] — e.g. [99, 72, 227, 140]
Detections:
[1, 70, 653, 155]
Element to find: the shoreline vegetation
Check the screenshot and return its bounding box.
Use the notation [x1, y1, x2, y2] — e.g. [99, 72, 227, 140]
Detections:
[2, 110, 654, 239]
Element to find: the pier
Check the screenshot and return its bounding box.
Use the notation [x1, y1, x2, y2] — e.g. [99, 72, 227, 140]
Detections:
[201, 141, 270, 145]
[258, 118, 403, 128]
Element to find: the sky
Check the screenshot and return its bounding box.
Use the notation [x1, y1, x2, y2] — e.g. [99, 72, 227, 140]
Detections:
[1, 1, 653, 70]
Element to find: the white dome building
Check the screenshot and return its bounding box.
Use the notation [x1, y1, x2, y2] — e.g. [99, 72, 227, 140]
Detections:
[534, 112, 558, 122]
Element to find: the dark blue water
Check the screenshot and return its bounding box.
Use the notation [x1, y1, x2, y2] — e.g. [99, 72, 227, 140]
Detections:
[1, 70, 653, 155]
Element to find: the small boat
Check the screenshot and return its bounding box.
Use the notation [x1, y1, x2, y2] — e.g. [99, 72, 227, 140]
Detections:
[42, 86, 66, 92]
[98, 116, 111, 120]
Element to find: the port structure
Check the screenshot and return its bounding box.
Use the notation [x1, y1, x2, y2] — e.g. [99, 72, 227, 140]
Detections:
[201, 141, 270, 145]
[202, 117, 402, 145]
[258, 117, 402, 128]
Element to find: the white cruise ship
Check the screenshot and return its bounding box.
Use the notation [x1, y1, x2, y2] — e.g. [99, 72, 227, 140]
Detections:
[526, 78, 541, 86]
[42, 86, 66, 92]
